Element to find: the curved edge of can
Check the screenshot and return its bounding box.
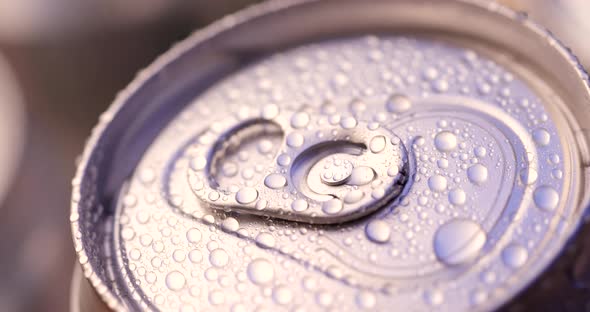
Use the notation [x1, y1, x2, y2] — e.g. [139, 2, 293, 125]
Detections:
[69, 0, 590, 310]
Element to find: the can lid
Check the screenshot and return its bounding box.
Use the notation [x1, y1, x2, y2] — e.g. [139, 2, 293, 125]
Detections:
[71, 0, 590, 311]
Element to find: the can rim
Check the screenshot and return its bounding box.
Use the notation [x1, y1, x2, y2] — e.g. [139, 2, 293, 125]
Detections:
[70, 0, 590, 310]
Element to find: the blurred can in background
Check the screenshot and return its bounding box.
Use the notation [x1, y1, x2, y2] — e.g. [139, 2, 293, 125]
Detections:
[70, 0, 590, 311]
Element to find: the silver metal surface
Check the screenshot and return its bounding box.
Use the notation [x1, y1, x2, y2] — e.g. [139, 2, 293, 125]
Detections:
[70, 0, 590, 311]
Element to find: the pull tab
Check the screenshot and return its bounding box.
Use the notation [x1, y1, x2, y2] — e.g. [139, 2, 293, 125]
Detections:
[187, 105, 408, 224]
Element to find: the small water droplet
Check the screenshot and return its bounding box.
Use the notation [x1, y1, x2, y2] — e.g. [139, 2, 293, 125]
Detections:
[340, 116, 358, 129]
[519, 168, 538, 185]
[255, 233, 276, 249]
[291, 199, 309, 212]
[287, 133, 305, 148]
[369, 135, 387, 153]
[221, 217, 240, 232]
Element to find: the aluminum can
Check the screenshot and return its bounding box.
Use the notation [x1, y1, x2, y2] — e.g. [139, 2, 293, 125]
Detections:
[70, 0, 590, 311]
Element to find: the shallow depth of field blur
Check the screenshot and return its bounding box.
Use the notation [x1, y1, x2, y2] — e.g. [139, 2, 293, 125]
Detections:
[0, 0, 587, 311]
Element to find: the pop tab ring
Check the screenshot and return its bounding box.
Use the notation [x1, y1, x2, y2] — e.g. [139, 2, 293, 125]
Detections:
[186, 105, 409, 224]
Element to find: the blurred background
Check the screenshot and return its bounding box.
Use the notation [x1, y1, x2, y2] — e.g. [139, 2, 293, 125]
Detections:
[0, 0, 587, 311]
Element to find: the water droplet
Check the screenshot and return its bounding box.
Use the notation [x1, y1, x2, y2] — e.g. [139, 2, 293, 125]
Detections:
[434, 131, 458, 152]
[474, 146, 487, 158]
[277, 154, 291, 166]
[448, 188, 467, 206]
[322, 199, 343, 215]
[344, 190, 365, 204]
[166, 271, 186, 291]
[532, 128, 550, 146]
[386, 94, 412, 114]
[190, 156, 207, 171]
[247, 258, 274, 285]
[272, 286, 293, 305]
[287, 133, 305, 148]
[434, 219, 486, 266]
[348, 166, 375, 186]
[186, 228, 202, 243]
[502, 244, 528, 269]
[291, 111, 310, 129]
[262, 104, 279, 119]
[257, 139, 274, 154]
[222, 161, 238, 177]
[221, 217, 240, 232]
[467, 164, 488, 185]
[264, 173, 287, 189]
[340, 116, 358, 129]
[519, 168, 538, 185]
[255, 233, 276, 249]
[236, 187, 258, 204]
[424, 289, 444, 306]
[291, 199, 309, 212]
[365, 220, 391, 243]
[533, 185, 559, 211]
[369, 135, 387, 153]
[428, 175, 448, 192]
[209, 248, 229, 267]
[356, 290, 377, 309]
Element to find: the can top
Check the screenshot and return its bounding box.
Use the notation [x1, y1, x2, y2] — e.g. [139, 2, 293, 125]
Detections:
[71, 0, 590, 311]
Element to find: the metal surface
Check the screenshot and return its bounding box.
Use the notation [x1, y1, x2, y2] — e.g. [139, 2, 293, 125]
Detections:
[70, 0, 590, 311]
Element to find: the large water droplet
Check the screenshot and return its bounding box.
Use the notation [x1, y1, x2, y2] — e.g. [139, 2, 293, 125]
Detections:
[236, 187, 258, 204]
[428, 175, 448, 192]
[210, 248, 229, 267]
[502, 244, 528, 269]
[247, 258, 274, 285]
[255, 233, 276, 249]
[365, 219, 391, 243]
[369, 135, 387, 153]
[344, 190, 365, 204]
[533, 185, 559, 211]
[356, 290, 377, 309]
[532, 128, 550, 146]
[322, 199, 343, 215]
[272, 286, 293, 305]
[286, 132, 305, 148]
[291, 199, 309, 212]
[166, 271, 186, 291]
[221, 217, 240, 232]
[264, 173, 287, 189]
[348, 166, 376, 186]
[467, 164, 488, 185]
[386, 94, 412, 114]
[448, 188, 467, 206]
[519, 168, 538, 185]
[434, 131, 458, 152]
[434, 219, 486, 266]
[291, 111, 310, 129]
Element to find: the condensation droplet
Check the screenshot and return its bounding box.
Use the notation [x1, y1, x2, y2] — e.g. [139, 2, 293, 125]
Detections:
[322, 199, 343, 215]
[533, 185, 559, 211]
[467, 164, 488, 185]
[264, 173, 287, 189]
[434, 131, 458, 152]
[502, 243, 528, 269]
[434, 219, 486, 266]
[236, 187, 258, 204]
[247, 258, 274, 285]
[365, 220, 391, 243]
[165, 271, 186, 291]
[369, 135, 387, 153]
[448, 188, 467, 206]
[428, 175, 448, 192]
[532, 128, 550, 146]
[386, 94, 412, 114]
